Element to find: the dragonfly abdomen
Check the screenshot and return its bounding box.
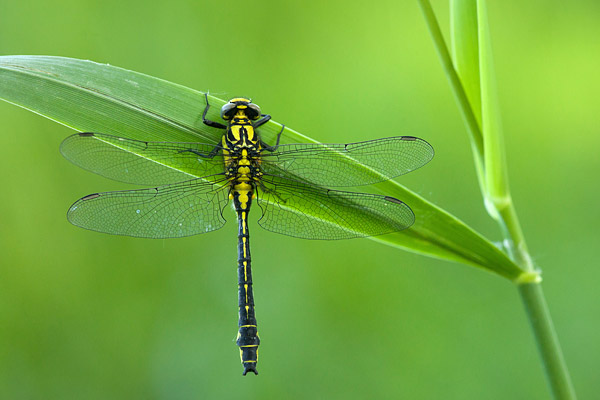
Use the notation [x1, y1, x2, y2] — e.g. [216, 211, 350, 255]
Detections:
[233, 190, 260, 375]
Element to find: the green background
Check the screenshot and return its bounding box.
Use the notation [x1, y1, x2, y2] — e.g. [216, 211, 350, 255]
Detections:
[0, 1, 598, 399]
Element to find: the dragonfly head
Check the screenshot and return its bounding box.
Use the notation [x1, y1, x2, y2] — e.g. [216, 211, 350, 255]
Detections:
[222, 98, 261, 121]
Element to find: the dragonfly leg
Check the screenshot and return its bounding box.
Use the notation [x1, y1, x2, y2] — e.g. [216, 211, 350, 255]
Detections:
[253, 114, 271, 128]
[260, 124, 285, 152]
[202, 93, 228, 130]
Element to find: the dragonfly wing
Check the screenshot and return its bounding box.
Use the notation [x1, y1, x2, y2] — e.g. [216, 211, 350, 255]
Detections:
[256, 175, 414, 240]
[67, 178, 230, 238]
[259, 136, 434, 187]
[61, 132, 226, 186]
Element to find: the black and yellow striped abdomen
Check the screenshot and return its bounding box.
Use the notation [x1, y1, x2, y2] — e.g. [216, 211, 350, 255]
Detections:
[233, 191, 259, 375]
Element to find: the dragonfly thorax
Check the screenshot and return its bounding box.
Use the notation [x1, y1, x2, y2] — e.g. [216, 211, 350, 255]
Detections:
[221, 100, 263, 189]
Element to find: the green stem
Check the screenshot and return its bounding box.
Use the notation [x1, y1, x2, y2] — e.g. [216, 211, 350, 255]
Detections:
[519, 283, 577, 400]
[418, 0, 488, 206]
[417, 1, 577, 398]
[417, 0, 484, 162]
[497, 200, 532, 271]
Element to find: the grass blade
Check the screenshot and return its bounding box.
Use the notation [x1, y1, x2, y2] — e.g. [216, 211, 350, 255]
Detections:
[0, 55, 525, 280]
[477, 0, 510, 215]
[417, 0, 484, 169]
[450, 0, 488, 198]
[450, 0, 481, 129]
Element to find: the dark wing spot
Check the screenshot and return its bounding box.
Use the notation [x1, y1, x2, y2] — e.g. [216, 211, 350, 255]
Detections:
[81, 193, 100, 201]
[384, 196, 404, 204]
[78, 132, 95, 137]
[401, 136, 417, 141]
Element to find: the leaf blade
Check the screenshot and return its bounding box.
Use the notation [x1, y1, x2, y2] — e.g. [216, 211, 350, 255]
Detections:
[0, 55, 525, 280]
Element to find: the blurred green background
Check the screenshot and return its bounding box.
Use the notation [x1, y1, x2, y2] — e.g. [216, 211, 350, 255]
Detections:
[0, 0, 598, 399]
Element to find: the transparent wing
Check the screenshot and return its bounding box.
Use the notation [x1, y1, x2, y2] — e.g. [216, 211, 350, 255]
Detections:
[259, 136, 433, 187]
[61, 132, 226, 186]
[67, 177, 230, 238]
[256, 175, 414, 240]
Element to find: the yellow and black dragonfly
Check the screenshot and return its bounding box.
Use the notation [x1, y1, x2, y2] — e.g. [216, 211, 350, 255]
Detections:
[60, 95, 434, 375]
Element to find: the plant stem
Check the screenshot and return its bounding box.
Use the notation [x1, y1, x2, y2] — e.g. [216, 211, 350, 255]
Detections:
[519, 283, 577, 400]
[497, 200, 532, 271]
[417, 0, 488, 204]
[417, 0, 484, 160]
[417, 1, 577, 398]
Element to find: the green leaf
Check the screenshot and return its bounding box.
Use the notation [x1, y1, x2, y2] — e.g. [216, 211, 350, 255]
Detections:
[477, 0, 511, 211]
[418, 0, 486, 198]
[0, 55, 525, 280]
[450, 0, 488, 199]
[450, 0, 482, 130]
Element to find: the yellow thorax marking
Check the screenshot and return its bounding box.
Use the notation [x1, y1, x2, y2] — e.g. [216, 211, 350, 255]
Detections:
[229, 125, 257, 143]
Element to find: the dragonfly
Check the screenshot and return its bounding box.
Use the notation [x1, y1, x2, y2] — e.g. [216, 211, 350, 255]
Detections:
[60, 95, 434, 375]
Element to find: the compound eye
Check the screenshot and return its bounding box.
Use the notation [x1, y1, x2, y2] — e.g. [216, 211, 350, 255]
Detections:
[247, 103, 261, 120]
[221, 102, 236, 120]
